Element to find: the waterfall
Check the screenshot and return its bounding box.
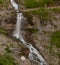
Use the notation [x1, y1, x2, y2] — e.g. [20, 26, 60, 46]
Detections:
[10, 0, 26, 44]
[10, 0, 19, 12]
[10, 0, 48, 65]
[13, 12, 26, 44]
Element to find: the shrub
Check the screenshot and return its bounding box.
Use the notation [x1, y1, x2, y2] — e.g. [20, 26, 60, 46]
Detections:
[0, 0, 3, 3]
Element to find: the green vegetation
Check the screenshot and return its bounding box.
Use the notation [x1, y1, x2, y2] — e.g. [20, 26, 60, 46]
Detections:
[29, 28, 38, 34]
[40, 0, 55, 5]
[25, 0, 40, 8]
[0, 53, 18, 65]
[50, 31, 60, 48]
[25, 8, 51, 21]
[25, 0, 55, 8]
[25, 8, 60, 21]
[26, 7, 60, 15]
[5, 46, 11, 53]
[56, 52, 60, 58]
[0, 0, 10, 8]
[52, 8, 60, 13]
[0, 28, 8, 35]
[0, 0, 3, 3]
[26, 8, 60, 14]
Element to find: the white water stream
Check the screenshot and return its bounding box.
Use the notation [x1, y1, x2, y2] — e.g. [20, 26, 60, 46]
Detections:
[10, 0, 48, 65]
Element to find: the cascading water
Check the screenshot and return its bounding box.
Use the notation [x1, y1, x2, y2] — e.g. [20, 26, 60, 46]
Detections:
[13, 12, 26, 44]
[10, 0, 48, 65]
[10, 0, 26, 44]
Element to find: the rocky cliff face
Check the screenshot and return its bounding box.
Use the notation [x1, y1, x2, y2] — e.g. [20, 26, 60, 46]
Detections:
[0, 9, 60, 65]
[0, 11, 16, 33]
[23, 13, 60, 65]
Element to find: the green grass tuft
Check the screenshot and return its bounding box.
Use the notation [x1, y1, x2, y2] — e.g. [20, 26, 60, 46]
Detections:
[0, 28, 8, 35]
[5, 46, 11, 53]
[25, 0, 55, 8]
[0, 53, 18, 65]
[30, 28, 38, 34]
[50, 31, 60, 48]
[25, 0, 40, 8]
[0, 0, 3, 3]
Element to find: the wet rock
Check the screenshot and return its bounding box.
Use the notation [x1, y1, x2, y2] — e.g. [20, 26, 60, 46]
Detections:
[20, 48, 30, 58]
[25, 31, 36, 46]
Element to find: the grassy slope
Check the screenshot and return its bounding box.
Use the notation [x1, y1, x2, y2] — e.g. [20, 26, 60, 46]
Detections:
[24, 0, 60, 8]
[50, 31, 60, 48]
[24, 8, 60, 21]
[0, 53, 18, 65]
